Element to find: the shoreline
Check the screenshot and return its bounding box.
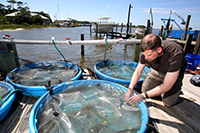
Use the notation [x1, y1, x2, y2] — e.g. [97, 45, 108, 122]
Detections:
[0, 28, 25, 32]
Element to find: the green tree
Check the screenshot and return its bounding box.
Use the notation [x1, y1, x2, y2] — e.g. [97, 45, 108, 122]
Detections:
[6, 5, 11, 13]
[14, 8, 31, 24]
[31, 14, 43, 25]
[7, 0, 17, 10]
[0, 13, 7, 24]
[17, 1, 23, 10]
[0, 3, 6, 15]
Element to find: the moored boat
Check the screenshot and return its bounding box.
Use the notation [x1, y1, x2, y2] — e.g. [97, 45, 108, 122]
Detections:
[92, 17, 114, 33]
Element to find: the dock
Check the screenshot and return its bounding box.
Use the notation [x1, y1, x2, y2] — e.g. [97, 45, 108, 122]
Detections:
[0, 70, 200, 133]
[146, 73, 200, 133]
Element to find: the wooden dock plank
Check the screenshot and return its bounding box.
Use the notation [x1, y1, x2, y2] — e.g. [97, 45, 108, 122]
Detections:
[0, 93, 37, 133]
[147, 73, 200, 133]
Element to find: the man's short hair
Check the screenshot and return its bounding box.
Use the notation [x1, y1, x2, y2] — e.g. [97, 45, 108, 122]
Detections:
[140, 34, 162, 52]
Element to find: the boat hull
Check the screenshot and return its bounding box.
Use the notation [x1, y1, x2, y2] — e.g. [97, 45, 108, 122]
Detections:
[92, 24, 114, 32]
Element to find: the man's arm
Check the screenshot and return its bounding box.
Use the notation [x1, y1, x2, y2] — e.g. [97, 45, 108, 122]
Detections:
[129, 62, 146, 89]
[142, 69, 180, 98]
[127, 69, 180, 105]
[125, 63, 145, 101]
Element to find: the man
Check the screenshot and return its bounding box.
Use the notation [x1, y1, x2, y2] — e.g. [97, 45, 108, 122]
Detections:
[125, 34, 187, 107]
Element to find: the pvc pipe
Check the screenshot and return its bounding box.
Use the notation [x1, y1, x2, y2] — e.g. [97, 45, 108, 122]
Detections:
[0, 38, 141, 45]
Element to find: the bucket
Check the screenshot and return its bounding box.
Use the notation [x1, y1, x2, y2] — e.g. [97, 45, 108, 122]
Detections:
[186, 53, 200, 70]
[6, 61, 82, 97]
[29, 80, 149, 133]
[0, 81, 16, 122]
[94, 60, 150, 88]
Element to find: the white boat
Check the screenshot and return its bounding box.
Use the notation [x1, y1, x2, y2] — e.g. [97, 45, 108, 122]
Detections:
[92, 17, 114, 33]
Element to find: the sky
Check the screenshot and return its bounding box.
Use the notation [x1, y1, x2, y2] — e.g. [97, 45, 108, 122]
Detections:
[1, 0, 200, 29]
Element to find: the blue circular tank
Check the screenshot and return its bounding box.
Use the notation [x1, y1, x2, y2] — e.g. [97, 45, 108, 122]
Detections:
[0, 81, 16, 122]
[6, 61, 82, 97]
[94, 60, 150, 88]
[29, 80, 149, 133]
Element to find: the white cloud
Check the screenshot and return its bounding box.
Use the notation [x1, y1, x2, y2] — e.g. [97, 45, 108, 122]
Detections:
[104, 5, 111, 10]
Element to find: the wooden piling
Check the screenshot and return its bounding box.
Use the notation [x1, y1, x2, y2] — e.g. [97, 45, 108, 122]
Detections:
[115, 24, 118, 32]
[193, 32, 200, 54]
[126, 4, 132, 34]
[121, 23, 123, 33]
[90, 23, 92, 35]
[96, 24, 98, 37]
[129, 23, 132, 33]
[133, 25, 145, 62]
[183, 34, 194, 54]
[145, 19, 151, 35]
[182, 15, 191, 41]
[159, 25, 164, 37]
[81, 34, 84, 55]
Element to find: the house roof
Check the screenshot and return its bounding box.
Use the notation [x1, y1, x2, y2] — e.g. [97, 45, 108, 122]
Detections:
[6, 11, 49, 20]
[59, 17, 72, 21]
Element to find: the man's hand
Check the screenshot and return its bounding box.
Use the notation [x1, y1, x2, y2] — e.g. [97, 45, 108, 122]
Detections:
[125, 89, 133, 101]
[127, 94, 144, 104]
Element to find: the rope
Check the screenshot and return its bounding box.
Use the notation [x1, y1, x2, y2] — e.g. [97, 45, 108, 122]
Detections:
[52, 39, 67, 62]
[104, 36, 108, 61]
[0, 49, 33, 63]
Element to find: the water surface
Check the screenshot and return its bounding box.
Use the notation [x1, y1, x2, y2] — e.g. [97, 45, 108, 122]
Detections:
[0, 27, 159, 68]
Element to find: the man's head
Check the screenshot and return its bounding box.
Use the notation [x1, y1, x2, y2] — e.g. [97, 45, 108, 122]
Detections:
[140, 34, 163, 62]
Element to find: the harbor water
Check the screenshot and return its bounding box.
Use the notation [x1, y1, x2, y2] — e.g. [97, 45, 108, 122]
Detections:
[0, 27, 159, 69]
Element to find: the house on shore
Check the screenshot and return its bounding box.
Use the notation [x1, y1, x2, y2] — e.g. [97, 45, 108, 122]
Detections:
[5, 11, 49, 24]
